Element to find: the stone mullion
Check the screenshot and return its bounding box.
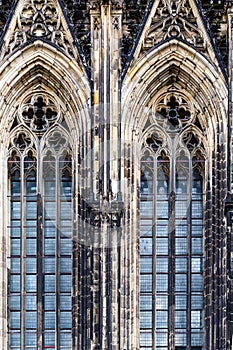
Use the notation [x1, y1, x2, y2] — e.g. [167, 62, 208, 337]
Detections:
[0, 146, 7, 349]
[226, 7, 233, 350]
[218, 141, 228, 349]
[212, 153, 218, 350]
[203, 158, 213, 350]
[212, 138, 227, 350]
[120, 144, 131, 350]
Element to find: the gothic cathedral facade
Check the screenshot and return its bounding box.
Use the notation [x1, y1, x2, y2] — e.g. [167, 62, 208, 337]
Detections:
[0, 0, 232, 349]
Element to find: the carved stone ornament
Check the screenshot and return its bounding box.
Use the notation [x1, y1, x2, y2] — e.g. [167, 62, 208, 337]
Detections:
[112, 16, 120, 30]
[88, 200, 124, 229]
[141, 0, 205, 53]
[19, 93, 61, 133]
[0, 0, 77, 60]
[154, 93, 194, 131]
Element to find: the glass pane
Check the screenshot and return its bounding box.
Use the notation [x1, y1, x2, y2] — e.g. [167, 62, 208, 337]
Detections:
[191, 311, 202, 329]
[60, 239, 72, 255]
[45, 202, 56, 219]
[44, 312, 56, 329]
[26, 226, 37, 237]
[26, 258, 37, 273]
[11, 312, 20, 329]
[11, 258, 21, 273]
[140, 257, 153, 273]
[192, 258, 202, 272]
[25, 312, 37, 328]
[140, 238, 153, 255]
[60, 258, 72, 273]
[44, 295, 56, 311]
[11, 181, 21, 196]
[140, 295, 152, 310]
[60, 311, 72, 329]
[156, 258, 168, 273]
[44, 258, 56, 273]
[191, 274, 202, 291]
[140, 331, 153, 346]
[175, 274, 187, 292]
[60, 331, 72, 346]
[140, 275, 152, 293]
[26, 202, 37, 219]
[156, 311, 168, 329]
[10, 275, 20, 292]
[26, 275, 37, 292]
[44, 239, 56, 255]
[191, 294, 203, 309]
[26, 295, 37, 310]
[60, 295, 72, 310]
[11, 202, 21, 219]
[156, 295, 168, 310]
[175, 310, 186, 329]
[44, 275, 56, 292]
[140, 311, 153, 329]
[60, 275, 72, 292]
[192, 238, 202, 254]
[44, 332, 55, 346]
[10, 332, 21, 346]
[156, 275, 168, 292]
[156, 238, 168, 255]
[156, 332, 168, 346]
[60, 202, 72, 220]
[10, 227, 21, 238]
[175, 295, 187, 310]
[175, 332, 186, 346]
[175, 238, 186, 255]
[140, 202, 153, 217]
[175, 258, 186, 272]
[11, 239, 21, 255]
[26, 181, 37, 196]
[25, 332, 37, 346]
[10, 295, 21, 310]
[26, 239, 37, 255]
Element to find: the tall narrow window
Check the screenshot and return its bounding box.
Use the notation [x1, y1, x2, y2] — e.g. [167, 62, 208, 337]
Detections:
[8, 94, 73, 349]
[140, 130, 205, 350]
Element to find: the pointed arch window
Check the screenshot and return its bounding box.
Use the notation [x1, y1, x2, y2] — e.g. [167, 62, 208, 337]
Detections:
[8, 94, 73, 350]
[140, 130, 205, 350]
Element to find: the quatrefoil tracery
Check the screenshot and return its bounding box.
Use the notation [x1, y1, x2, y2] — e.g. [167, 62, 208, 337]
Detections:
[19, 94, 60, 133]
[155, 94, 194, 130]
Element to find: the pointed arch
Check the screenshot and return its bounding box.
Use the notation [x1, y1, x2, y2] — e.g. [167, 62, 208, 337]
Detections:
[122, 39, 227, 146]
[121, 37, 227, 349]
[0, 42, 91, 144]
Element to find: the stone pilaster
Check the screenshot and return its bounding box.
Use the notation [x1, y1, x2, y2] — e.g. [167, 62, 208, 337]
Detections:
[89, 1, 123, 348]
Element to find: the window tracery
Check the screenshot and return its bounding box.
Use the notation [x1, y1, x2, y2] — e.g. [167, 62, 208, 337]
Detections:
[7, 96, 73, 349]
[155, 93, 194, 131]
[0, 0, 77, 60]
[141, 0, 205, 55]
[19, 93, 60, 133]
[140, 125, 205, 349]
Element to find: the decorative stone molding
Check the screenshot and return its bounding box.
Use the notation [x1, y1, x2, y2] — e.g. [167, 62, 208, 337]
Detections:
[140, 0, 206, 56]
[112, 16, 120, 30]
[0, 0, 77, 60]
[87, 200, 124, 228]
[93, 16, 100, 30]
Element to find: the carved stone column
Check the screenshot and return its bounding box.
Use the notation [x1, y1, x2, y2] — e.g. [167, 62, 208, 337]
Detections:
[89, 1, 123, 349]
